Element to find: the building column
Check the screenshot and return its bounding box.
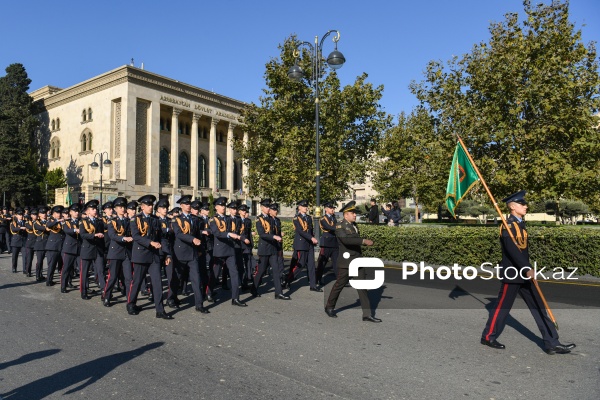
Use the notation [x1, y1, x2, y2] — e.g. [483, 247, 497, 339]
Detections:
[226, 123, 236, 193]
[190, 113, 200, 197]
[148, 101, 160, 194]
[208, 118, 220, 192]
[170, 108, 182, 199]
[242, 131, 249, 195]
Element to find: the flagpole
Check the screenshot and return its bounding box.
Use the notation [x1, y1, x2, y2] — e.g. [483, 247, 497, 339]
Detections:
[456, 134, 558, 330]
[455, 135, 512, 239]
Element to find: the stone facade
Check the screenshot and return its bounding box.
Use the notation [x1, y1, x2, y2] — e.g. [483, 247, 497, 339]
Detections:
[32, 65, 256, 210]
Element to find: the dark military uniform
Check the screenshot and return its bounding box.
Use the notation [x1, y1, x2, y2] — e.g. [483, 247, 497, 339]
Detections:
[103, 197, 133, 305]
[238, 204, 256, 288]
[79, 201, 107, 298]
[285, 200, 318, 290]
[0, 207, 10, 253]
[33, 209, 49, 281]
[157, 201, 179, 307]
[481, 191, 573, 354]
[173, 203, 208, 312]
[127, 195, 169, 317]
[23, 211, 38, 277]
[252, 200, 288, 299]
[325, 201, 378, 320]
[61, 205, 81, 292]
[197, 204, 213, 300]
[209, 196, 245, 306]
[316, 202, 339, 284]
[9, 209, 27, 273]
[45, 207, 65, 286]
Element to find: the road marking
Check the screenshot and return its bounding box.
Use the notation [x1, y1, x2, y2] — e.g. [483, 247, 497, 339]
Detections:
[383, 265, 600, 287]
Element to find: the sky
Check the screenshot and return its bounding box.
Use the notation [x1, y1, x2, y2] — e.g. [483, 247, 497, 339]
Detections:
[1, 0, 598, 118]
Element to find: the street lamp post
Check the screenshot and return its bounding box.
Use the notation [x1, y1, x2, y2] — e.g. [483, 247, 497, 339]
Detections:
[90, 152, 112, 204]
[287, 30, 346, 241]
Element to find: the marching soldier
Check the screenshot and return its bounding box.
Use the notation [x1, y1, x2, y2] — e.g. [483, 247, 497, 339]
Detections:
[45, 205, 65, 286]
[316, 201, 339, 285]
[79, 200, 106, 299]
[253, 199, 289, 300]
[172, 195, 209, 313]
[33, 206, 50, 282]
[209, 196, 246, 306]
[156, 198, 178, 308]
[227, 202, 243, 291]
[285, 200, 321, 292]
[238, 204, 255, 290]
[191, 200, 211, 301]
[197, 203, 214, 301]
[0, 206, 10, 254]
[127, 195, 171, 319]
[268, 203, 289, 292]
[324, 201, 381, 322]
[60, 204, 81, 293]
[103, 197, 133, 307]
[23, 209, 38, 277]
[481, 191, 575, 354]
[9, 208, 27, 273]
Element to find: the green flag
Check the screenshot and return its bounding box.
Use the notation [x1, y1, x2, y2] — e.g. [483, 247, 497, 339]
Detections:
[445, 143, 479, 217]
[65, 185, 72, 206]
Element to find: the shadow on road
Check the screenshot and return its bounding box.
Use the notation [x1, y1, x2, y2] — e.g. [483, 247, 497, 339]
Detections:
[1, 342, 164, 400]
[0, 349, 61, 371]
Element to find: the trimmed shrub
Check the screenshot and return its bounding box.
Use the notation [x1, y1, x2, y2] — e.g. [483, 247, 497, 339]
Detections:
[273, 222, 600, 276]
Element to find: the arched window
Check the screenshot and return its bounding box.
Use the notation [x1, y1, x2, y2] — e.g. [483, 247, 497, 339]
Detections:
[198, 155, 207, 188]
[216, 158, 223, 189]
[82, 109, 87, 122]
[56, 118, 60, 130]
[50, 141, 55, 159]
[87, 132, 92, 150]
[51, 119, 55, 131]
[179, 152, 190, 186]
[82, 133, 87, 151]
[159, 148, 170, 184]
[56, 139, 60, 157]
[88, 108, 92, 121]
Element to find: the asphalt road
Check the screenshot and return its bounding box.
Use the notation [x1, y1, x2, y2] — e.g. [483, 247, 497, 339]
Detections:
[0, 253, 599, 400]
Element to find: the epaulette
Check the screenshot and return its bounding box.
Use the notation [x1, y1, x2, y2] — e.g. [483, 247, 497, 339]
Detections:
[336, 224, 342, 229]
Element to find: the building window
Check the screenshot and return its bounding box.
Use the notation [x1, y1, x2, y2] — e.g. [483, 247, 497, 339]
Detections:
[82, 109, 87, 122]
[179, 152, 190, 186]
[88, 108, 92, 121]
[51, 119, 55, 131]
[218, 131, 223, 142]
[56, 118, 60, 130]
[216, 158, 223, 189]
[198, 155, 207, 188]
[50, 138, 60, 159]
[160, 118, 164, 131]
[159, 148, 170, 184]
[81, 130, 92, 152]
[178, 122, 183, 135]
[203, 127, 208, 139]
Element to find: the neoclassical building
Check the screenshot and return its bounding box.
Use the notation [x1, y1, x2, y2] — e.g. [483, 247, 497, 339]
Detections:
[31, 65, 255, 209]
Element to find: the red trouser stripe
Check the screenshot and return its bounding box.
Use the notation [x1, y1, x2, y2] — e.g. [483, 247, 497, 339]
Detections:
[486, 283, 509, 341]
[128, 263, 135, 304]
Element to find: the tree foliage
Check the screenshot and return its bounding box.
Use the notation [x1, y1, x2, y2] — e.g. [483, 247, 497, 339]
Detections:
[234, 35, 391, 205]
[410, 0, 600, 210]
[371, 108, 453, 213]
[0, 63, 42, 205]
[40, 167, 67, 204]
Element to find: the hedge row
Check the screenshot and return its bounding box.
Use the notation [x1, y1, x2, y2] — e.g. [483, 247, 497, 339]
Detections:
[273, 222, 600, 277]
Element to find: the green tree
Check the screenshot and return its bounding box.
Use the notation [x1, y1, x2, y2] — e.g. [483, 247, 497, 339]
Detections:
[234, 35, 391, 205]
[40, 167, 67, 204]
[0, 63, 42, 205]
[410, 1, 600, 209]
[371, 108, 452, 221]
